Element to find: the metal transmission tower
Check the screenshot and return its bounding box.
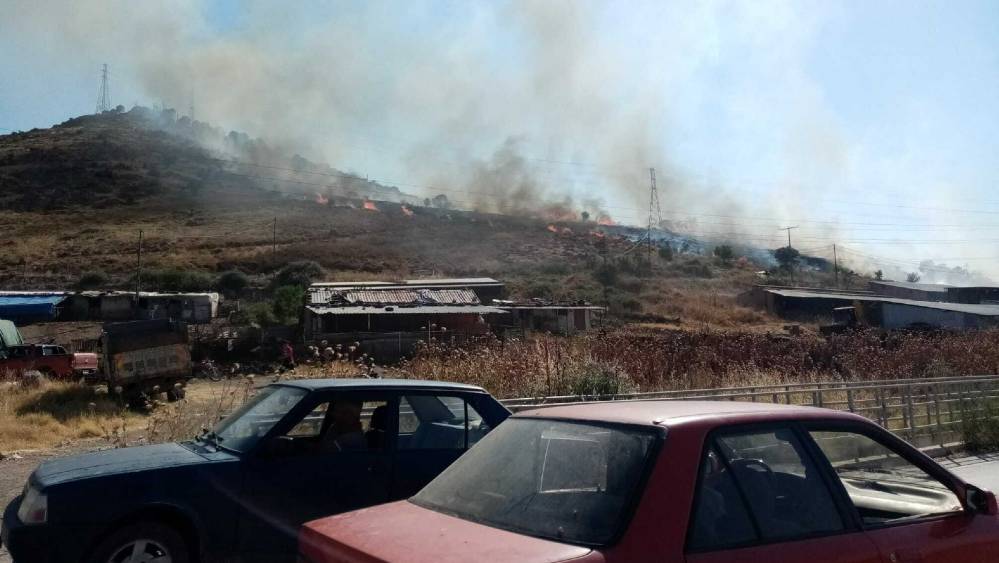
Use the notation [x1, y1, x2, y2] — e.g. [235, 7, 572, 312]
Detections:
[647, 167, 662, 265]
[95, 64, 111, 113]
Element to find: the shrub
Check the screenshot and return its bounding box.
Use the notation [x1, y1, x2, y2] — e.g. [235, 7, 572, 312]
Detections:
[961, 400, 999, 454]
[567, 360, 634, 396]
[272, 260, 324, 289]
[232, 302, 278, 327]
[76, 270, 109, 290]
[216, 270, 249, 297]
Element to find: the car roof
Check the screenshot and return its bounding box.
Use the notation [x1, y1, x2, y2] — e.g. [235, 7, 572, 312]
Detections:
[515, 399, 863, 427]
[273, 378, 486, 393]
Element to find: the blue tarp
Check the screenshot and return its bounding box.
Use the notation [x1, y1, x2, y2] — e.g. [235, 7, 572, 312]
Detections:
[0, 295, 67, 323]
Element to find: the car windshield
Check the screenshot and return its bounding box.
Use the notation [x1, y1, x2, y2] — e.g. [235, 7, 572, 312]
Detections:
[211, 385, 307, 452]
[411, 418, 657, 546]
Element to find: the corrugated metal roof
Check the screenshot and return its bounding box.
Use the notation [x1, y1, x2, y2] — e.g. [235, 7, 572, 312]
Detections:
[309, 287, 480, 307]
[869, 280, 952, 292]
[403, 278, 501, 286]
[306, 305, 507, 315]
[766, 288, 999, 316]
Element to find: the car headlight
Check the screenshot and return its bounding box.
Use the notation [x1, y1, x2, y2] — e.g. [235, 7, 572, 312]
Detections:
[16, 485, 48, 525]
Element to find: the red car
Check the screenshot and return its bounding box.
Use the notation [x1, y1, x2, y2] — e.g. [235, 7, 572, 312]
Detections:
[299, 401, 999, 563]
[1, 344, 98, 379]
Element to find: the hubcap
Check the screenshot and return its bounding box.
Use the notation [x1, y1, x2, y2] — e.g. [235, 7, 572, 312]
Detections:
[108, 538, 173, 563]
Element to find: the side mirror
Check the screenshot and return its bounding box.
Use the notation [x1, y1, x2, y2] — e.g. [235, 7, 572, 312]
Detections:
[966, 485, 998, 516]
[259, 436, 295, 458]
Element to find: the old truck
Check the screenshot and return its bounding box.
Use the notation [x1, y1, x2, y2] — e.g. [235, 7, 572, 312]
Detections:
[0, 319, 98, 379]
[100, 319, 192, 403]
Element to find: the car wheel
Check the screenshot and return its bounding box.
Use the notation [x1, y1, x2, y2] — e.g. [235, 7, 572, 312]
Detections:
[89, 521, 189, 563]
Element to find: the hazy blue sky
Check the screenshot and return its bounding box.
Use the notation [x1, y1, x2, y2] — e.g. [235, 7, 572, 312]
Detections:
[2, 0, 997, 280]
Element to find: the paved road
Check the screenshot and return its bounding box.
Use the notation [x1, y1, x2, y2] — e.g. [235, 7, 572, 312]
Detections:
[940, 453, 999, 491]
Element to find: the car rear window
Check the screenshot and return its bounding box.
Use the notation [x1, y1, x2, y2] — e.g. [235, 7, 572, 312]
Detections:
[411, 418, 657, 546]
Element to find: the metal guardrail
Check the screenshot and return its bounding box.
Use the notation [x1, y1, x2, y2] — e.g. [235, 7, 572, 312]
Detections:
[500, 375, 999, 446]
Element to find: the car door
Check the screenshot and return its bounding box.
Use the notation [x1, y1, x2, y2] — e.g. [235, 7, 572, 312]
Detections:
[391, 392, 495, 498]
[804, 424, 999, 563]
[239, 391, 396, 562]
[685, 425, 882, 563]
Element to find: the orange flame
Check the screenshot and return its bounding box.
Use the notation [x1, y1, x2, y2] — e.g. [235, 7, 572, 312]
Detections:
[401, 205, 414, 217]
[590, 230, 606, 238]
[546, 224, 558, 233]
[315, 193, 329, 205]
[596, 214, 615, 226]
[561, 227, 573, 235]
[363, 200, 379, 212]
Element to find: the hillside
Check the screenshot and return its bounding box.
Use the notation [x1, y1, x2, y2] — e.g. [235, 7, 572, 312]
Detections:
[0, 111, 808, 329]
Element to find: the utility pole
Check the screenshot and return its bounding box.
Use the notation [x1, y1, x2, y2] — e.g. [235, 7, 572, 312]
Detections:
[833, 244, 840, 288]
[96, 63, 111, 113]
[647, 167, 661, 269]
[779, 226, 798, 285]
[272, 217, 277, 261]
[135, 230, 143, 301]
[779, 225, 798, 249]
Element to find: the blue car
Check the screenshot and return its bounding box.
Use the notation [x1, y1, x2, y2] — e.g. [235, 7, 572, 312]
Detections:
[2, 378, 510, 563]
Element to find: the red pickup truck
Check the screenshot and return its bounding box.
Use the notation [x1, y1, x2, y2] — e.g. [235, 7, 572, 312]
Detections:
[300, 401, 999, 563]
[0, 344, 98, 379]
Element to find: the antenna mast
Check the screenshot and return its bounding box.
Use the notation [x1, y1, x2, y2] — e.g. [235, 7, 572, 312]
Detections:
[95, 64, 111, 113]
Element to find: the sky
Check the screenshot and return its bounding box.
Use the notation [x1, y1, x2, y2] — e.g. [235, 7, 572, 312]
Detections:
[1, 0, 998, 282]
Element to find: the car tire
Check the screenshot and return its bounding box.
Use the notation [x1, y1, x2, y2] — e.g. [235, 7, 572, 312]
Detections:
[88, 521, 190, 563]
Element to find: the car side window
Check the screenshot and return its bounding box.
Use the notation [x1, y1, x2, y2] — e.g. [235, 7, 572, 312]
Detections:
[688, 446, 758, 551]
[688, 428, 845, 552]
[285, 401, 329, 437]
[398, 395, 489, 450]
[809, 430, 963, 525]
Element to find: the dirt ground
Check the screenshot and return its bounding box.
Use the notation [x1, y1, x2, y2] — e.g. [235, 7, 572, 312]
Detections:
[0, 375, 283, 562]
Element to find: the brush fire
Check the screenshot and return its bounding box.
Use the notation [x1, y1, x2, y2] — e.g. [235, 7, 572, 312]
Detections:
[363, 199, 379, 212]
[401, 205, 414, 217]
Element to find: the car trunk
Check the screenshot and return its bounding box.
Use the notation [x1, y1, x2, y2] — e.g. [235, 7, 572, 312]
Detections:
[299, 500, 596, 563]
[71, 352, 98, 371]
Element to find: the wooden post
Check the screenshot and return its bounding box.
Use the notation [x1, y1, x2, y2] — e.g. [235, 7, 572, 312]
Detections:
[847, 388, 855, 413]
[906, 385, 917, 434]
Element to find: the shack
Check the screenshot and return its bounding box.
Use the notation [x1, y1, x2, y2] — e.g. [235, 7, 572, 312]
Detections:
[303, 281, 507, 358]
[868, 280, 951, 302]
[63, 291, 219, 324]
[757, 286, 999, 329]
[492, 300, 604, 336]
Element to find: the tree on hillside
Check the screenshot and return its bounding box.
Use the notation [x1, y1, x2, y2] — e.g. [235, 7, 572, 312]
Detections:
[431, 194, 451, 209]
[580, 211, 590, 221]
[874, 269, 884, 281]
[658, 244, 674, 262]
[906, 272, 922, 283]
[713, 244, 735, 265]
[774, 246, 800, 273]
